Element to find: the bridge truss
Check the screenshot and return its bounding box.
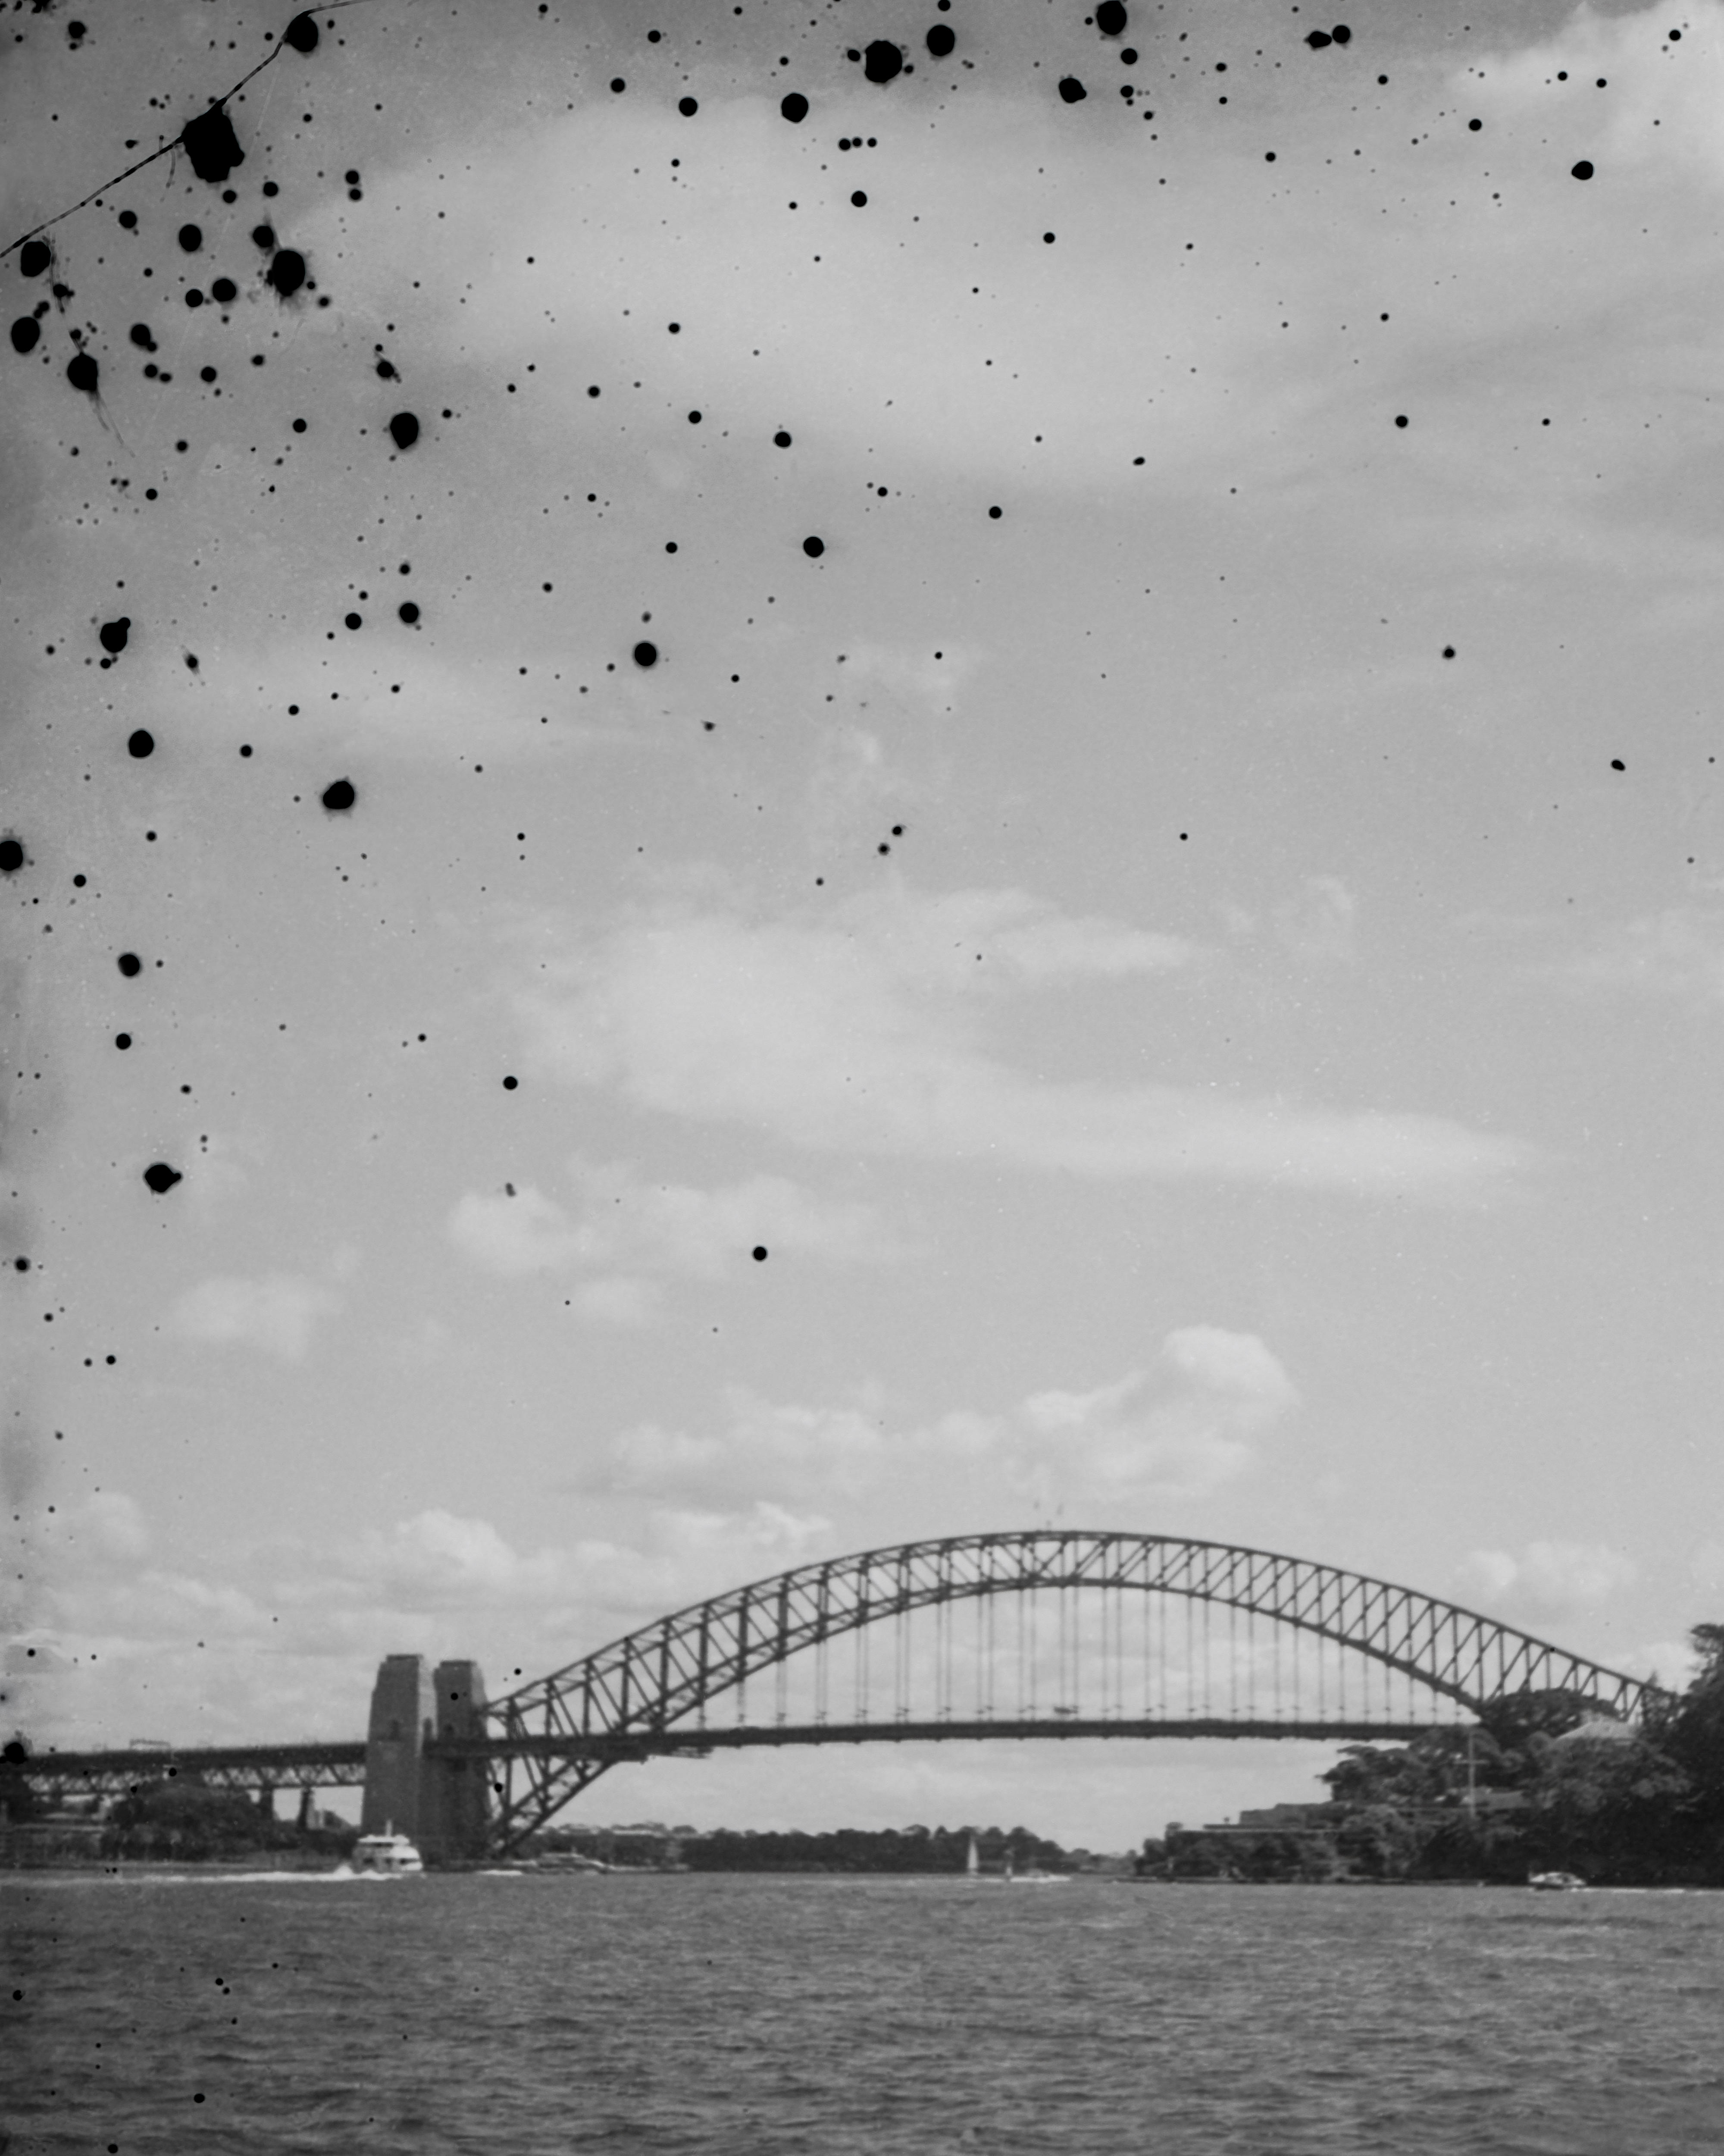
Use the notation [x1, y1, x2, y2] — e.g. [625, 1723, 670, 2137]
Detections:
[483, 1530, 1660, 1855]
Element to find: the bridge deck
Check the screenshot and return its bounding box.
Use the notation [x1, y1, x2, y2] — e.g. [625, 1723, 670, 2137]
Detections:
[9, 1718, 1446, 1795]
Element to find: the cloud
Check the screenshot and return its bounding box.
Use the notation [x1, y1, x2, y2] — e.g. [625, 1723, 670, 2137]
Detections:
[1454, 1540, 1637, 1621]
[295, 5, 1724, 535]
[1614, 1639, 1705, 1692]
[516, 887, 1525, 1198]
[447, 1163, 899, 1310]
[594, 1328, 1298, 1519]
[1555, 908, 1724, 1006]
[17, 1482, 838, 1750]
[1273, 877, 1358, 968]
[166, 1273, 341, 1360]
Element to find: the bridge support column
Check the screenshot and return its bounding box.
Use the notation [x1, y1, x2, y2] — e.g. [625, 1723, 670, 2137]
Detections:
[420, 1660, 491, 1864]
[361, 1653, 435, 1842]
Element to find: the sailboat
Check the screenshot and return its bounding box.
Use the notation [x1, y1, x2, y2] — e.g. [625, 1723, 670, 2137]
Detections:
[966, 1833, 981, 1880]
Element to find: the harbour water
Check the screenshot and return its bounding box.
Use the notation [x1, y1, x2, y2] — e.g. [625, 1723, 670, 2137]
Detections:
[5, 1872, 1721, 2154]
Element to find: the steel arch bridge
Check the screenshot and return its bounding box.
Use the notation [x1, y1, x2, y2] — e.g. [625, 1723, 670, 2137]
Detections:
[480, 1530, 1661, 1855]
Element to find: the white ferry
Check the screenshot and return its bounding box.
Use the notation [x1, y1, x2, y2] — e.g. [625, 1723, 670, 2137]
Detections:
[338, 1827, 425, 1877]
[1528, 1870, 1586, 1892]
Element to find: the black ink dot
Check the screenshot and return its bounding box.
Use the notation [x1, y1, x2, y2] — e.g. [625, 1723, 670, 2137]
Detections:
[283, 11, 319, 53]
[118, 952, 142, 977]
[1331, 24, 1351, 44]
[210, 277, 236, 304]
[291, 417, 307, 433]
[752, 1245, 768, 1261]
[66, 351, 98, 395]
[398, 601, 420, 624]
[802, 535, 825, 557]
[688, 410, 701, 423]
[0, 840, 25, 874]
[927, 23, 956, 56]
[1442, 646, 1455, 659]
[1571, 160, 1594, 180]
[267, 249, 306, 298]
[774, 429, 792, 447]
[185, 289, 204, 309]
[611, 77, 626, 92]
[679, 96, 698, 116]
[321, 778, 356, 813]
[143, 1163, 182, 1194]
[100, 618, 131, 655]
[1468, 118, 1482, 131]
[1394, 414, 1408, 428]
[128, 323, 156, 350]
[1610, 758, 1625, 771]
[851, 190, 867, 207]
[1043, 232, 1055, 243]
[633, 641, 659, 667]
[781, 91, 809, 121]
[181, 103, 244, 186]
[178, 223, 203, 253]
[253, 225, 277, 251]
[115, 1034, 132, 1051]
[988, 505, 1002, 518]
[9, 318, 39, 355]
[1096, 0, 1128, 31]
[388, 412, 420, 451]
[127, 729, 153, 759]
[864, 40, 904, 83]
[1306, 30, 1333, 47]
[1058, 76, 1088, 102]
[502, 1075, 519, 1090]
[19, 240, 51, 279]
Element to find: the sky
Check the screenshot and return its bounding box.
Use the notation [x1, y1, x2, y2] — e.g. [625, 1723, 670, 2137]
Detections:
[3, 0, 1722, 1852]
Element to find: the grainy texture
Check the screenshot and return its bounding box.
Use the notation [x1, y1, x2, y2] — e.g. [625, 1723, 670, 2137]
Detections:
[5, 1874, 1721, 2154]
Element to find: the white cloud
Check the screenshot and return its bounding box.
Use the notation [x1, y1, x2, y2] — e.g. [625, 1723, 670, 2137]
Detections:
[447, 1163, 898, 1307]
[594, 1329, 1297, 1519]
[1273, 877, 1358, 968]
[447, 1184, 584, 1277]
[1454, 1540, 1637, 1621]
[300, 6, 1724, 532]
[516, 888, 1525, 1198]
[1555, 909, 1724, 1005]
[1614, 1639, 1705, 1692]
[168, 1272, 341, 1360]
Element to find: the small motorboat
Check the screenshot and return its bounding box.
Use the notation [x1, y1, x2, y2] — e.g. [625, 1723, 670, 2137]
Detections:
[1004, 1858, 1068, 1886]
[1528, 1870, 1587, 1892]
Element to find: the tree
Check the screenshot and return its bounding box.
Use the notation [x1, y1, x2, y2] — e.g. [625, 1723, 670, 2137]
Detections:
[1334, 1803, 1420, 1880]
[1521, 1731, 1692, 1883]
[102, 1778, 269, 1861]
[1663, 1624, 1724, 1794]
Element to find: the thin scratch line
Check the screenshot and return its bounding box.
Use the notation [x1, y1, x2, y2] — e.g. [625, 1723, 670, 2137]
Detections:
[1, 2, 382, 263]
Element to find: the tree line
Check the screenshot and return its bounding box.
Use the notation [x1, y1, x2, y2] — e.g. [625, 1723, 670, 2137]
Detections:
[1144, 1623, 1724, 1887]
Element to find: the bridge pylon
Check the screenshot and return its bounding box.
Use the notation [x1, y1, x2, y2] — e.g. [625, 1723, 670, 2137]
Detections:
[360, 1654, 491, 1861]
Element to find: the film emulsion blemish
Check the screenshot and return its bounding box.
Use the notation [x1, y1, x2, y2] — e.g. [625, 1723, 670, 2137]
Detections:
[6, 5, 1724, 2144]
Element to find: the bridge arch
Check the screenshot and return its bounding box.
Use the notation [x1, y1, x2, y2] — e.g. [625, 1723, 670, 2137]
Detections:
[483, 1531, 1658, 1852]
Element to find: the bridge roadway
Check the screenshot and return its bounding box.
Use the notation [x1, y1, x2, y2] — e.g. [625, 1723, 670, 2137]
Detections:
[9, 1716, 1442, 1799]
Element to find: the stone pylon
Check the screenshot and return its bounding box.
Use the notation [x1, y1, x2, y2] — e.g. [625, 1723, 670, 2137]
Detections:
[360, 1653, 435, 1840]
[420, 1659, 492, 1863]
